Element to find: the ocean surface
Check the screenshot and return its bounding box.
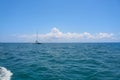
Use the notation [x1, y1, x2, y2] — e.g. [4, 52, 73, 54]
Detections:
[0, 43, 120, 80]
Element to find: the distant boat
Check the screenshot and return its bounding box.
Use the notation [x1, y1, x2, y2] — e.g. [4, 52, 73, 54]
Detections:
[35, 32, 42, 44]
[35, 40, 41, 44]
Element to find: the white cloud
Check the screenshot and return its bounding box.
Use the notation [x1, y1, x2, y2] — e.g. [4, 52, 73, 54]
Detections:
[96, 33, 113, 39]
[18, 27, 114, 42]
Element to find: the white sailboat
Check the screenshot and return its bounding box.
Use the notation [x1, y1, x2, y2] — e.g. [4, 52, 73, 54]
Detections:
[35, 32, 41, 44]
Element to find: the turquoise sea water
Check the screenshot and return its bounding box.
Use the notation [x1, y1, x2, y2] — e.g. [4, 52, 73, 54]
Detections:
[0, 43, 120, 80]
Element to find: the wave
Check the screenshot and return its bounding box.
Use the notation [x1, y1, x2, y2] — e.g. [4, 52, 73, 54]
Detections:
[0, 67, 13, 80]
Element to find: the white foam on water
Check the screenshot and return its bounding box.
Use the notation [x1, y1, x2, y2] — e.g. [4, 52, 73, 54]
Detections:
[0, 67, 13, 80]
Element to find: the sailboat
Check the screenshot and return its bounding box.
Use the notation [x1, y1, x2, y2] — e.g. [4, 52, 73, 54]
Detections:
[35, 40, 41, 44]
[35, 32, 41, 44]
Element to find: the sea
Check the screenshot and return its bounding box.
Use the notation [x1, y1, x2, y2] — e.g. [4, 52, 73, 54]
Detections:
[0, 43, 120, 80]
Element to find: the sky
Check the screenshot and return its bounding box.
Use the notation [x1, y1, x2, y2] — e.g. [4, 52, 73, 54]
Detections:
[0, 0, 120, 42]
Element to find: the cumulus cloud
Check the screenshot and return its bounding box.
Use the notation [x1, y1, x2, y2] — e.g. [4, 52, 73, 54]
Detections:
[18, 27, 114, 42]
[96, 33, 113, 39]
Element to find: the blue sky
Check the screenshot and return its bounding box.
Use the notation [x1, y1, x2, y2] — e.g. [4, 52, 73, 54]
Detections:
[0, 0, 120, 42]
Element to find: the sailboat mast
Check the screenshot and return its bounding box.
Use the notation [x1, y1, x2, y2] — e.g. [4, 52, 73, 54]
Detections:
[35, 30, 41, 44]
[36, 31, 38, 41]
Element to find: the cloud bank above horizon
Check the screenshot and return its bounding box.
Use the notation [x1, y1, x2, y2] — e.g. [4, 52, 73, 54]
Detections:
[17, 27, 118, 42]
